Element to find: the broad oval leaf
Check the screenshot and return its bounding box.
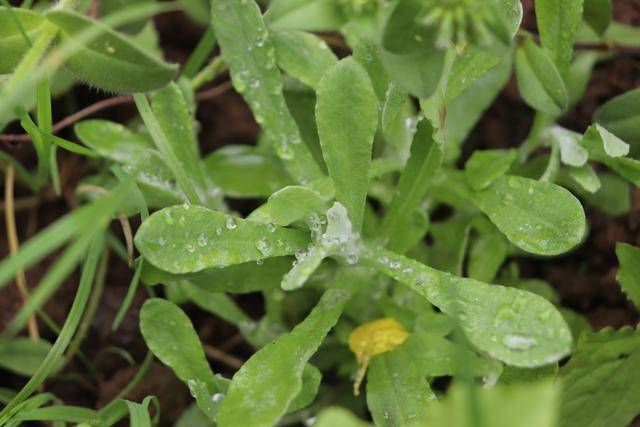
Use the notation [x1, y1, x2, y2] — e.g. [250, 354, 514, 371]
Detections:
[45, 10, 177, 92]
[74, 119, 153, 162]
[363, 246, 573, 367]
[594, 87, 640, 147]
[217, 289, 350, 427]
[134, 204, 310, 273]
[464, 149, 517, 191]
[472, 175, 586, 255]
[140, 298, 221, 420]
[267, 186, 326, 226]
[316, 57, 378, 232]
[0, 7, 44, 74]
[514, 38, 568, 115]
[271, 29, 337, 88]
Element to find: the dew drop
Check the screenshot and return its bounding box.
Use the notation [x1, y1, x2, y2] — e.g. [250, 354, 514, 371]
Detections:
[226, 217, 237, 230]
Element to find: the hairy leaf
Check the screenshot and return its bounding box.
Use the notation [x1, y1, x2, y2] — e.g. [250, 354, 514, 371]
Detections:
[316, 57, 378, 232]
[45, 10, 177, 92]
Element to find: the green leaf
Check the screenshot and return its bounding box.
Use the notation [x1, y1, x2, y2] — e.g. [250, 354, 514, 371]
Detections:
[468, 232, 509, 283]
[216, 289, 350, 427]
[464, 149, 517, 191]
[288, 364, 322, 413]
[549, 126, 588, 167]
[0, 339, 54, 377]
[264, 0, 346, 32]
[514, 38, 568, 115]
[366, 347, 435, 427]
[423, 380, 559, 427]
[134, 204, 310, 273]
[210, 0, 322, 184]
[141, 258, 290, 294]
[567, 163, 601, 193]
[593, 124, 630, 157]
[316, 57, 378, 232]
[571, 172, 629, 216]
[471, 175, 586, 256]
[583, 0, 612, 35]
[180, 282, 252, 327]
[203, 145, 292, 198]
[267, 186, 326, 226]
[427, 217, 472, 275]
[140, 298, 221, 420]
[380, 120, 441, 252]
[0, 6, 44, 74]
[271, 30, 337, 88]
[379, 0, 445, 98]
[45, 10, 177, 92]
[594, 87, 640, 147]
[559, 327, 640, 427]
[362, 246, 573, 367]
[314, 407, 371, 427]
[615, 243, 640, 310]
[534, 0, 584, 73]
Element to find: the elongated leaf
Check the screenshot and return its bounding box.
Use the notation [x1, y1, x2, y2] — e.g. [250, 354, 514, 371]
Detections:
[140, 298, 221, 420]
[141, 257, 290, 293]
[424, 380, 559, 427]
[271, 29, 337, 88]
[203, 145, 292, 198]
[288, 364, 322, 413]
[514, 38, 568, 115]
[217, 289, 350, 427]
[615, 243, 640, 310]
[468, 232, 509, 283]
[0, 339, 53, 377]
[534, 0, 584, 73]
[472, 175, 586, 256]
[181, 282, 252, 327]
[0, 7, 44, 73]
[316, 57, 377, 232]
[314, 407, 371, 427]
[380, 120, 441, 251]
[362, 246, 573, 367]
[583, 0, 611, 35]
[45, 10, 177, 92]
[594, 87, 640, 147]
[366, 347, 434, 427]
[210, 0, 322, 184]
[135, 204, 310, 273]
[74, 119, 153, 162]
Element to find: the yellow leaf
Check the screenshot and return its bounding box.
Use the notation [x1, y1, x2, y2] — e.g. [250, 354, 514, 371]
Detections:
[348, 317, 409, 395]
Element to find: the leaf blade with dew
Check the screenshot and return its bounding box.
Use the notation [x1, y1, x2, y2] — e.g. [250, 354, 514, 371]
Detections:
[361, 245, 573, 367]
[267, 186, 326, 226]
[471, 175, 586, 256]
[270, 29, 337, 88]
[316, 57, 378, 232]
[514, 37, 568, 116]
[366, 346, 435, 427]
[216, 289, 350, 427]
[134, 204, 311, 274]
[140, 298, 221, 420]
[534, 0, 584, 74]
[210, 0, 322, 184]
[45, 9, 178, 92]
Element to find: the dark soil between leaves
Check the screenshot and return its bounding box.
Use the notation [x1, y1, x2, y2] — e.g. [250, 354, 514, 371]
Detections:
[1, 1, 639, 425]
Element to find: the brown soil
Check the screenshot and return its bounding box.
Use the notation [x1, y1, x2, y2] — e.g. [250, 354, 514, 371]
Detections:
[1, 1, 639, 425]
